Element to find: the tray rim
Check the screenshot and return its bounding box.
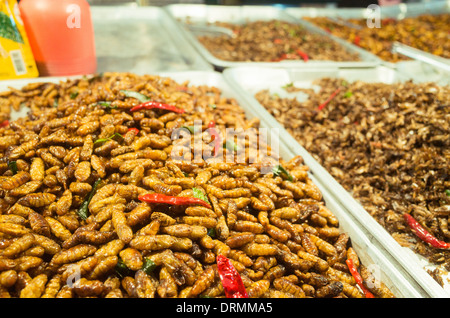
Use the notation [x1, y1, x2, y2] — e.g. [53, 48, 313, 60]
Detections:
[90, 5, 213, 72]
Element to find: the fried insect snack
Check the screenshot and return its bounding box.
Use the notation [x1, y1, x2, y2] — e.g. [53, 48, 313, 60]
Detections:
[195, 20, 360, 62]
[0, 72, 391, 298]
[304, 14, 450, 62]
[255, 78, 449, 285]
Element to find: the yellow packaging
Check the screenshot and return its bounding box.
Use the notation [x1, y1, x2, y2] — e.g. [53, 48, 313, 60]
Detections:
[0, 0, 38, 80]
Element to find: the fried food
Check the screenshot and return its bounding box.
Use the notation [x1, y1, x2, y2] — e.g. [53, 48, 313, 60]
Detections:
[196, 20, 360, 62]
[255, 78, 449, 284]
[0, 72, 390, 298]
[304, 14, 450, 62]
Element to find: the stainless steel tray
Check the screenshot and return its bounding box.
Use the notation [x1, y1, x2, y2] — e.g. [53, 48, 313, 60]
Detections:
[0, 71, 431, 298]
[285, 1, 450, 74]
[163, 4, 380, 70]
[91, 6, 212, 73]
[223, 66, 450, 298]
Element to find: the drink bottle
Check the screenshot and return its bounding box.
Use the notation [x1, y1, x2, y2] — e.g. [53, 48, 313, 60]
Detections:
[18, 0, 96, 76]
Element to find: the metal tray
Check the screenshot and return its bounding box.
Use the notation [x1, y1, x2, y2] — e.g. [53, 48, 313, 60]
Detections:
[285, 1, 450, 73]
[223, 66, 450, 298]
[163, 4, 380, 71]
[0, 71, 428, 298]
[90, 5, 212, 73]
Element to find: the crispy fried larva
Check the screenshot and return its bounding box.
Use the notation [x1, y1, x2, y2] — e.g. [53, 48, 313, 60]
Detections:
[150, 212, 176, 227]
[0, 214, 26, 225]
[273, 277, 305, 298]
[9, 140, 38, 160]
[315, 281, 343, 298]
[157, 266, 178, 298]
[0, 270, 17, 288]
[28, 212, 51, 237]
[241, 243, 278, 256]
[119, 248, 143, 271]
[14, 256, 43, 271]
[19, 274, 48, 298]
[9, 180, 42, 197]
[126, 203, 151, 227]
[45, 216, 72, 241]
[1, 171, 31, 190]
[41, 274, 62, 298]
[54, 190, 72, 216]
[161, 224, 207, 240]
[233, 220, 264, 234]
[74, 161, 91, 182]
[112, 207, 133, 244]
[87, 255, 118, 280]
[184, 206, 216, 218]
[1, 233, 35, 258]
[49, 244, 97, 269]
[17, 193, 56, 208]
[135, 269, 157, 298]
[247, 279, 270, 298]
[359, 265, 395, 298]
[229, 249, 252, 267]
[90, 154, 106, 178]
[73, 278, 105, 297]
[225, 232, 255, 249]
[94, 239, 125, 258]
[189, 266, 215, 297]
[130, 234, 192, 252]
[55, 285, 73, 298]
[0, 222, 30, 237]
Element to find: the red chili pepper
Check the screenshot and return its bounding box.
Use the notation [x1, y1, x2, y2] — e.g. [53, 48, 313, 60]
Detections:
[345, 259, 375, 298]
[272, 53, 298, 62]
[296, 49, 309, 62]
[273, 38, 283, 44]
[176, 86, 188, 92]
[317, 87, 342, 111]
[207, 121, 221, 157]
[130, 101, 185, 114]
[403, 213, 450, 249]
[353, 35, 361, 46]
[0, 120, 9, 128]
[216, 254, 248, 298]
[138, 193, 211, 209]
[127, 128, 139, 135]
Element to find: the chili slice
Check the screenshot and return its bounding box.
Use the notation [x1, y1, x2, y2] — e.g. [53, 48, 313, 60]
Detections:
[127, 128, 139, 135]
[207, 121, 221, 157]
[345, 259, 375, 298]
[138, 193, 212, 209]
[296, 49, 309, 62]
[0, 120, 9, 128]
[216, 254, 248, 298]
[130, 101, 185, 114]
[403, 213, 450, 249]
[317, 87, 342, 111]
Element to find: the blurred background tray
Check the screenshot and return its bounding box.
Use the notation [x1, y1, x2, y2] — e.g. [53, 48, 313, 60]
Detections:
[285, 0, 450, 72]
[91, 6, 212, 73]
[163, 4, 380, 70]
